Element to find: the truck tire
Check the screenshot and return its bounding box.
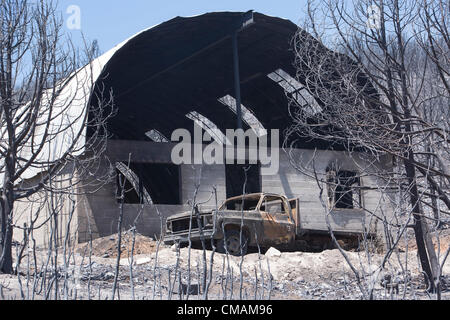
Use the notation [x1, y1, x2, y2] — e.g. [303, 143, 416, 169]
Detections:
[217, 230, 248, 256]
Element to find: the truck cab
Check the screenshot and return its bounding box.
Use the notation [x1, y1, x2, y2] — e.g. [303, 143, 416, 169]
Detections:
[163, 193, 299, 256]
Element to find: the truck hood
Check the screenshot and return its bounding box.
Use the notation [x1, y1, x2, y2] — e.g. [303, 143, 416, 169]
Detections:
[166, 210, 213, 221]
[166, 209, 258, 221]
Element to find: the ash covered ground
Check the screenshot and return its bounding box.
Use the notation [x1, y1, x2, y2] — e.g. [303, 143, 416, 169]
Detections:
[1, 230, 449, 300]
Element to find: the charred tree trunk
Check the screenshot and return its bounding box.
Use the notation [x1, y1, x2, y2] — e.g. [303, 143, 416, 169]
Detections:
[403, 157, 435, 291]
[0, 155, 15, 274]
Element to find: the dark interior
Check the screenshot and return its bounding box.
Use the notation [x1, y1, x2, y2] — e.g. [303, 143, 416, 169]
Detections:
[225, 163, 261, 199]
[87, 12, 360, 149]
[117, 163, 181, 205]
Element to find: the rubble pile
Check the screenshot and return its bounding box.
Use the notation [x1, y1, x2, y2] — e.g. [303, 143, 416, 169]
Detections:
[75, 231, 159, 259]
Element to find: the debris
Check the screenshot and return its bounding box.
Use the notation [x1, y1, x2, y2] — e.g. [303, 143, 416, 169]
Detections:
[2, 230, 448, 300]
[293, 276, 304, 284]
[265, 247, 281, 258]
[320, 283, 332, 290]
[180, 282, 200, 295]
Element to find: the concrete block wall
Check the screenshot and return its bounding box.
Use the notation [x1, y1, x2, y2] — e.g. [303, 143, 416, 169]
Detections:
[12, 140, 394, 247]
[13, 171, 79, 248]
[261, 149, 392, 237]
[75, 142, 392, 242]
[180, 164, 227, 209]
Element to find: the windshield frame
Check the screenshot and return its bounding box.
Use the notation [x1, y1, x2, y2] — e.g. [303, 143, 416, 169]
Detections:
[219, 194, 263, 211]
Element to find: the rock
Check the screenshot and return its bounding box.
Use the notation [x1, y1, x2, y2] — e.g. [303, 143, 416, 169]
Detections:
[135, 257, 152, 265]
[276, 283, 285, 291]
[119, 258, 131, 266]
[265, 247, 281, 258]
[103, 272, 115, 280]
[320, 283, 332, 290]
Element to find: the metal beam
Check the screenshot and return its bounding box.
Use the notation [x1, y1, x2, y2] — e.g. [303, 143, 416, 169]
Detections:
[231, 10, 254, 130]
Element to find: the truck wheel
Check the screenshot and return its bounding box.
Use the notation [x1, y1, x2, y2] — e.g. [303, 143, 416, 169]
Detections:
[217, 230, 248, 256]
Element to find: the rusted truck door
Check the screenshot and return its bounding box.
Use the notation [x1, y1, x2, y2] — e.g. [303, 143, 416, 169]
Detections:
[259, 195, 295, 246]
[289, 198, 300, 235]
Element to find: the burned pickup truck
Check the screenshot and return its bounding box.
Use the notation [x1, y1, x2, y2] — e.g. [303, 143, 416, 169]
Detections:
[163, 192, 367, 255]
[163, 193, 301, 255]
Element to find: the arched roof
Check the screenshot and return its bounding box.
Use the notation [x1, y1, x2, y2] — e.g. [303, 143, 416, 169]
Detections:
[9, 11, 379, 184]
[89, 12, 306, 144]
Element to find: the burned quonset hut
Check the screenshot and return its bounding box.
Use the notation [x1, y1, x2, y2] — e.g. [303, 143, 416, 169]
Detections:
[14, 12, 393, 247]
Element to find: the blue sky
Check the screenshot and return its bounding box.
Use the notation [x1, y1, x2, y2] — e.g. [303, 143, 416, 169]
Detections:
[57, 0, 307, 53]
